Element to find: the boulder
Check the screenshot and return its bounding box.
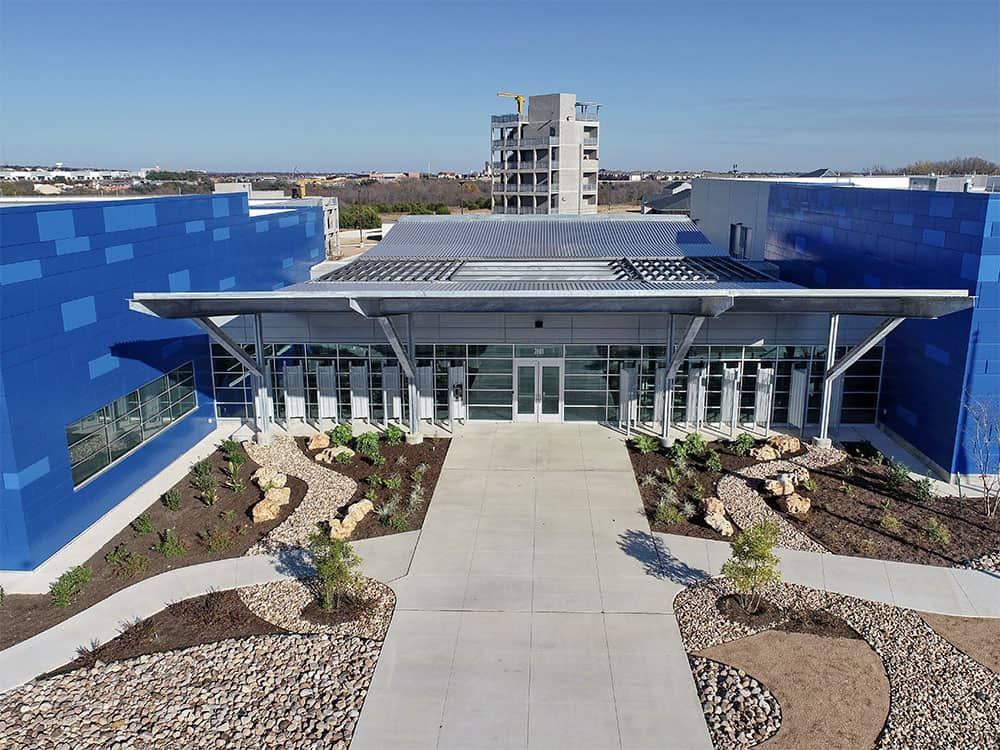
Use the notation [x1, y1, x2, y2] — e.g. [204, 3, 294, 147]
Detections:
[315, 445, 355, 464]
[767, 435, 801, 455]
[764, 473, 796, 497]
[252, 467, 286, 489]
[252, 497, 282, 523]
[346, 499, 374, 523]
[750, 444, 780, 462]
[779, 492, 811, 516]
[701, 497, 726, 517]
[307, 432, 331, 451]
[328, 499, 375, 540]
[264, 486, 291, 506]
[705, 511, 735, 537]
[791, 466, 811, 486]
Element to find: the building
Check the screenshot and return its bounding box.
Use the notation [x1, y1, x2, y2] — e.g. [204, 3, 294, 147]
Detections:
[491, 93, 600, 215]
[1, 201, 977, 573]
[0, 194, 327, 570]
[641, 181, 692, 215]
[691, 177, 1000, 481]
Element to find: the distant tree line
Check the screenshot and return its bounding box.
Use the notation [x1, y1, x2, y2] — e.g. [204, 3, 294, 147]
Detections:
[865, 156, 998, 175]
[145, 170, 205, 182]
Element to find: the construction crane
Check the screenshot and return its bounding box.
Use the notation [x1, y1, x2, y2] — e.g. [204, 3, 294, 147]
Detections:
[497, 91, 525, 115]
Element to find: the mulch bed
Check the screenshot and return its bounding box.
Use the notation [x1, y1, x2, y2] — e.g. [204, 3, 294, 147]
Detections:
[0, 445, 307, 651]
[629, 438, 758, 540]
[300, 597, 371, 628]
[296, 436, 450, 539]
[39, 590, 287, 680]
[717, 593, 861, 640]
[770, 442, 1000, 567]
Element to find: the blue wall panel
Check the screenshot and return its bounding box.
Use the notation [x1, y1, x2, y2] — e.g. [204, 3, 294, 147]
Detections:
[0, 195, 324, 569]
[765, 185, 997, 476]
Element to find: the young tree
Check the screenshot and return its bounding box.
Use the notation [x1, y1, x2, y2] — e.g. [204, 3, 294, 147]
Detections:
[308, 522, 362, 611]
[964, 393, 1000, 517]
[721, 521, 781, 614]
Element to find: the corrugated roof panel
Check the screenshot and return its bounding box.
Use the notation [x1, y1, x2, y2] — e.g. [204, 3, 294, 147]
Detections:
[366, 215, 725, 259]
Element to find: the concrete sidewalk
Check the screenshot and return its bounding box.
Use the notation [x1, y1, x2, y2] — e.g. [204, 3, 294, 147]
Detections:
[0, 532, 418, 694]
[351, 424, 713, 750]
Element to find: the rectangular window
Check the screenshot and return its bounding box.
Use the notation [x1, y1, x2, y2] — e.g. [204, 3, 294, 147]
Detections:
[66, 362, 197, 488]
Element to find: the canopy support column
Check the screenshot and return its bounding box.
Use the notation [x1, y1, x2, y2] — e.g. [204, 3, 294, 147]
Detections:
[815, 315, 905, 447]
[665, 315, 705, 379]
[251, 313, 273, 445]
[406, 315, 420, 438]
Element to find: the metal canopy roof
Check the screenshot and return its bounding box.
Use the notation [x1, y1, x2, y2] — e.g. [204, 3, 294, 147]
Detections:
[130, 287, 974, 320]
[366, 214, 720, 259]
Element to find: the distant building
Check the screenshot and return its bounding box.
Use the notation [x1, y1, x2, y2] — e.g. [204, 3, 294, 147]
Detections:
[491, 93, 600, 214]
[641, 181, 691, 215]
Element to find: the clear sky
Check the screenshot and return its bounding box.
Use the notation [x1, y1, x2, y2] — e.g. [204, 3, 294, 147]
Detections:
[2, 0, 997, 173]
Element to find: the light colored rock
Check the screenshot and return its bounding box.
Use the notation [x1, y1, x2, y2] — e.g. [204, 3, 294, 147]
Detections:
[705, 511, 735, 537]
[329, 515, 358, 540]
[778, 492, 810, 515]
[252, 466, 281, 488]
[701, 497, 726, 517]
[307, 432, 331, 450]
[346, 499, 374, 523]
[751, 444, 780, 462]
[315, 446, 355, 464]
[264, 486, 291, 506]
[252, 497, 282, 523]
[767, 434, 801, 455]
[791, 466, 811, 486]
[764, 473, 796, 497]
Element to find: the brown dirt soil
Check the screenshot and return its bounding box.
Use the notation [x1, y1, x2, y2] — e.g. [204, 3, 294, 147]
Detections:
[300, 597, 372, 628]
[629, 438, 758, 540]
[919, 612, 1000, 672]
[0, 446, 306, 651]
[40, 590, 287, 680]
[774, 443, 1000, 566]
[700, 629, 889, 750]
[297, 436, 449, 539]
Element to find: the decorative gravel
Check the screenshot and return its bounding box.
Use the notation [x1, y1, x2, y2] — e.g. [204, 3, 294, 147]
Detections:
[243, 436, 357, 554]
[239, 576, 394, 639]
[963, 548, 1000, 573]
[675, 579, 1000, 750]
[715, 445, 845, 554]
[689, 656, 781, 748]
[0, 633, 381, 750]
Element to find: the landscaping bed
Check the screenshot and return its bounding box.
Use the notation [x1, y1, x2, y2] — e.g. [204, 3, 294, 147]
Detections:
[0, 441, 307, 651]
[774, 442, 1000, 567]
[296, 430, 449, 539]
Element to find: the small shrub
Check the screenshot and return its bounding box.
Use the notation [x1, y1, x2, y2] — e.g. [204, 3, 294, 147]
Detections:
[923, 517, 952, 546]
[414, 461, 429, 475]
[161, 489, 181, 512]
[912, 475, 934, 503]
[365, 474, 383, 487]
[370, 452, 387, 466]
[335, 450, 352, 465]
[839, 483, 854, 496]
[871, 451, 885, 466]
[308, 522, 362, 611]
[384, 473, 403, 490]
[236, 523, 249, 535]
[385, 424, 405, 446]
[194, 472, 218, 505]
[721, 522, 781, 614]
[704, 449, 723, 473]
[640, 472, 659, 488]
[684, 432, 706, 456]
[655, 500, 686, 524]
[672, 454, 689, 475]
[50, 565, 92, 608]
[364, 487, 378, 502]
[732, 432, 757, 457]
[329, 423, 353, 447]
[886, 459, 909, 491]
[659, 486, 679, 507]
[631, 433, 661, 454]
[155, 529, 186, 558]
[679, 500, 697, 521]
[220, 438, 241, 457]
[354, 431, 380, 458]
[198, 525, 235, 552]
[671, 441, 689, 461]
[224, 460, 246, 492]
[841, 463, 855, 478]
[660, 466, 680, 486]
[395, 454, 409, 467]
[690, 483, 705, 501]
[386, 513, 410, 532]
[879, 498, 890, 512]
[880, 514, 902, 533]
[219, 509, 236, 522]
[131, 514, 154, 535]
[801, 478, 818, 493]
[407, 484, 426, 510]
[105, 544, 149, 578]
[192, 458, 213, 478]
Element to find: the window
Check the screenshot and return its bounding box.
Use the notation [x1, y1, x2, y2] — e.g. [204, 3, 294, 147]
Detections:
[66, 362, 197, 487]
[729, 223, 752, 259]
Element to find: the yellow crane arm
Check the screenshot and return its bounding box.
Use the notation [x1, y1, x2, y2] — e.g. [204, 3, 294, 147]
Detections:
[497, 91, 525, 115]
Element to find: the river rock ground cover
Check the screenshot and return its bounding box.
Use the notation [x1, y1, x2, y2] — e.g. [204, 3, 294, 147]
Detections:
[0, 443, 307, 650]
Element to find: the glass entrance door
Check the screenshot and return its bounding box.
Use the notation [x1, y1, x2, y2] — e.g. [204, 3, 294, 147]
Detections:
[514, 358, 563, 422]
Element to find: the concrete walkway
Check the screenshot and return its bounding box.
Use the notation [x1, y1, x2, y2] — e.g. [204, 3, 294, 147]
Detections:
[0, 532, 418, 693]
[351, 423, 712, 750]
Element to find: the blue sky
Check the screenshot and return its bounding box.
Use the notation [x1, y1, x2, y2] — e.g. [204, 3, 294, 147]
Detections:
[2, 0, 997, 172]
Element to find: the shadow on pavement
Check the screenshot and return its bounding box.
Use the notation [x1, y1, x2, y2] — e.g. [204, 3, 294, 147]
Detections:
[617, 529, 710, 586]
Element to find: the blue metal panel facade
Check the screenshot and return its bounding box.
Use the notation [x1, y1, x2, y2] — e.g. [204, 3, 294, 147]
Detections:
[0, 195, 323, 570]
[764, 185, 1000, 476]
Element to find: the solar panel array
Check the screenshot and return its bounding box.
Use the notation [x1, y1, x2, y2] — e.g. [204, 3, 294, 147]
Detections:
[614, 256, 773, 283]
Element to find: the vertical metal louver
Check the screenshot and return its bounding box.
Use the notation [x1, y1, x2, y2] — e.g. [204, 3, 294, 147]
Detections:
[720, 367, 739, 432]
[283, 365, 306, 421]
[754, 368, 775, 433]
[316, 365, 338, 420]
[788, 366, 809, 430]
[382, 366, 402, 422]
[350, 365, 370, 421]
[686, 366, 706, 427]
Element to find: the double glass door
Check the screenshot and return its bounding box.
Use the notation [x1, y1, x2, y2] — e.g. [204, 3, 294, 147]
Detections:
[514, 358, 563, 422]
